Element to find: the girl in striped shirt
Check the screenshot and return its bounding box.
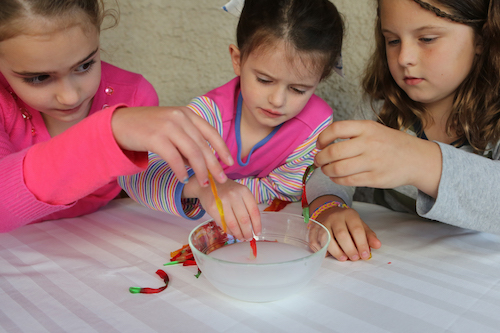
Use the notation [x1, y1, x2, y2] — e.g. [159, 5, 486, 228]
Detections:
[119, 0, 344, 240]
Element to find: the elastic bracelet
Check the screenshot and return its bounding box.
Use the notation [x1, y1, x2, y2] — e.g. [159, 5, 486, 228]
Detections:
[310, 201, 349, 220]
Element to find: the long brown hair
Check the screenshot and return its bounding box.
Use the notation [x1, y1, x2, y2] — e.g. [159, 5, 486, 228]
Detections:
[363, 0, 500, 152]
[0, 0, 118, 42]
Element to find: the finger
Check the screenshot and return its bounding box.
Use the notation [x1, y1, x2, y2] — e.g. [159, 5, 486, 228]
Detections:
[326, 237, 349, 261]
[151, 141, 191, 184]
[169, 128, 218, 187]
[366, 229, 382, 249]
[222, 205, 244, 240]
[347, 221, 372, 260]
[230, 197, 253, 240]
[329, 170, 377, 188]
[183, 110, 234, 177]
[159, 108, 222, 186]
[243, 194, 261, 236]
[332, 224, 362, 261]
[315, 138, 363, 168]
[316, 120, 365, 149]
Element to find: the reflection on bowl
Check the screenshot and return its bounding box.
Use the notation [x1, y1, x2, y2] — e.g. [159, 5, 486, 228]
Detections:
[188, 212, 331, 302]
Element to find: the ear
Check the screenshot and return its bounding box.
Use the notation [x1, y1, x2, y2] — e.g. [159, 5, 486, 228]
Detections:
[229, 44, 242, 76]
[475, 35, 483, 55]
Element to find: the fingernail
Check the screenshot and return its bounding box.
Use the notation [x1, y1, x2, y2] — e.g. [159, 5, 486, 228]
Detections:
[361, 251, 369, 259]
[219, 172, 227, 182]
[202, 179, 209, 187]
[227, 156, 234, 166]
[351, 254, 359, 261]
[339, 255, 347, 261]
[182, 177, 190, 184]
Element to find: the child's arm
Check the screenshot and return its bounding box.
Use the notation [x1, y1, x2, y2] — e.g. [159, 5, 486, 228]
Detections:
[417, 142, 500, 233]
[0, 76, 231, 232]
[306, 168, 381, 261]
[0, 105, 147, 232]
[118, 96, 240, 220]
[111, 105, 231, 187]
[315, 120, 442, 197]
[315, 119, 500, 234]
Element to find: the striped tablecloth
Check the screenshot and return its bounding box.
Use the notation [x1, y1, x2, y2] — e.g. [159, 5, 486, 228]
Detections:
[1, 198, 499, 333]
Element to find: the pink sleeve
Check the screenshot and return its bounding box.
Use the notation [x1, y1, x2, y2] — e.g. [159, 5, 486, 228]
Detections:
[0, 69, 157, 232]
[24, 106, 147, 204]
[0, 106, 147, 232]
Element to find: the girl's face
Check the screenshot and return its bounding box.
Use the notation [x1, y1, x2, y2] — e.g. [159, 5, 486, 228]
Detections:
[230, 40, 322, 132]
[0, 18, 101, 130]
[380, 0, 480, 113]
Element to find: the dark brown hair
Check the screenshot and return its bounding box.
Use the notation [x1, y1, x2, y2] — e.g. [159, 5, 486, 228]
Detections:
[237, 0, 344, 80]
[363, 0, 500, 152]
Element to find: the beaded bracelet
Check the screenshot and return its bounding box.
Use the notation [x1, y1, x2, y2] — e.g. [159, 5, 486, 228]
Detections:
[310, 200, 349, 220]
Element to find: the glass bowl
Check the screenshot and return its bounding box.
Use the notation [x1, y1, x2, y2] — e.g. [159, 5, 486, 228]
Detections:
[188, 211, 331, 302]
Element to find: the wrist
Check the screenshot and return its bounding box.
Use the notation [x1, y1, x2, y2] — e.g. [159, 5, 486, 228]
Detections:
[310, 200, 349, 220]
[182, 176, 199, 198]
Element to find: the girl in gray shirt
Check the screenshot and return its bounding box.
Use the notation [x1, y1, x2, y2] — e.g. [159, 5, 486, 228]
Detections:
[306, 0, 500, 262]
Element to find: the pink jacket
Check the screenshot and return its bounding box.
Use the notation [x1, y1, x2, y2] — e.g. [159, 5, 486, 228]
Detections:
[0, 62, 158, 232]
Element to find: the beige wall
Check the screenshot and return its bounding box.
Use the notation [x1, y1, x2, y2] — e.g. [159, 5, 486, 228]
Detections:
[100, 0, 377, 121]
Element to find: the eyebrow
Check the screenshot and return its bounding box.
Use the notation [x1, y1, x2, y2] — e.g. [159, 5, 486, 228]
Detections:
[12, 48, 99, 76]
[255, 70, 317, 88]
[382, 25, 446, 34]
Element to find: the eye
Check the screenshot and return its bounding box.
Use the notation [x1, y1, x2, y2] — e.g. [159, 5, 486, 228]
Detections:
[257, 77, 272, 84]
[291, 87, 306, 95]
[23, 75, 51, 85]
[420, 37, 436, 43]
[386, 38, 400, 46]
[76, 59, 96, 73]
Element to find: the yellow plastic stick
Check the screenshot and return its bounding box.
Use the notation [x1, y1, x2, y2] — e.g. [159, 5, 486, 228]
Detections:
[207, 171, 227, 233]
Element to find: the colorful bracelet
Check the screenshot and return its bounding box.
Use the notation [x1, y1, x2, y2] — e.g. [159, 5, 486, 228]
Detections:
[310, 200, 349, 220]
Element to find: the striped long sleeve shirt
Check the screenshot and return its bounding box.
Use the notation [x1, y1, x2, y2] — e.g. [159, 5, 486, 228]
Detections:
[119, 77, 333, 219]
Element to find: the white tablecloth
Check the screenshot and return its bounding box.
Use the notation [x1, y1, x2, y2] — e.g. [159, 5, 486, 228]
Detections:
[1, 198, 499, 333]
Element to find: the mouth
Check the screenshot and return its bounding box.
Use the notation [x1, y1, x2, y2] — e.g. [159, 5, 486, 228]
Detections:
[57, 104, 82, 113]
[404, 76, 423, 86]
[261, 108, 283, 118]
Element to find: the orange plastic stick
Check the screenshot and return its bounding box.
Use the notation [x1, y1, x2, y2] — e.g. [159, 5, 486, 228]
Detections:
[207, 171, 227, 233]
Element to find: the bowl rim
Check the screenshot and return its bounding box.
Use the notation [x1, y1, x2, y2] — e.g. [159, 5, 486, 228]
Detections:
[188, 211, 331, 267]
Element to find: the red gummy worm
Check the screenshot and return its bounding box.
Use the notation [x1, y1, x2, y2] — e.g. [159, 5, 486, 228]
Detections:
[250, 238, 257, 258]
[182, 260, 197, 266]
[264, 198, 292, 212]
[129, 269, 170, 294]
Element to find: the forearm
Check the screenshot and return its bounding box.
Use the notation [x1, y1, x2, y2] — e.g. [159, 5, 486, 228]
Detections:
[119, 153, 204, 219]
[408, 139, 442, 198]
[417, 142, 500, 234]
[24, 106, 147, 205]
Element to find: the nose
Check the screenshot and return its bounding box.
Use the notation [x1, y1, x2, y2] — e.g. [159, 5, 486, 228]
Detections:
[397, 40, 418, 68]
[55, 78, 80, 107]
[268, 86, 286, 108]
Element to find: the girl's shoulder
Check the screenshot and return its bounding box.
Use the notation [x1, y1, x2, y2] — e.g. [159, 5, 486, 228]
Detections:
[95, 61, 158, 109]
[293, 94, 333, 129]
[100, 61, 152, 87]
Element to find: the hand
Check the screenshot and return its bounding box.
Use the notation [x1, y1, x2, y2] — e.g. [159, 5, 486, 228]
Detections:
[313, 204, 381, 261]
[111, 106, 233, 187]
[184, 178, 261, 240]
[315, 120, 442, 198]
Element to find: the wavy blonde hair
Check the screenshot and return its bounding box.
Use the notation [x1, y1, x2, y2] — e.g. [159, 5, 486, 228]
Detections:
[363, 0, 500, 152]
